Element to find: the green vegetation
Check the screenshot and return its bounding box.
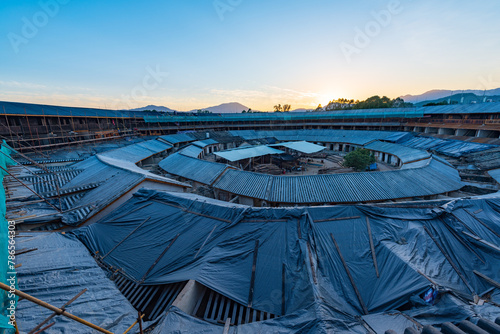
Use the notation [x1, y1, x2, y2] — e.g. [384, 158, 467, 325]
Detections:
[423, 100, 459, 107]
[322, 95, 413, 111]
[273, 104, 292, 112]
[343, 148, 376, 172]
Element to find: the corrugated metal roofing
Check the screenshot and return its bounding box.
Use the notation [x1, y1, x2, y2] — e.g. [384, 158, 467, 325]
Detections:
[488, 169, 500, 184]
[229, 130, 409, 146]
[158, 133, 196, 145]
[63, 156, 117, 189]
[145, 104, 500, 124]
[270, 141, 326, 154]
[159, 153, 232, 185]
[57, 142, 188, 225]
[421, 103, 500, 114]
[364, 141, 430, 164]
[192, 139, 218, 148]
[213, 158, 463, 204]
[178, 145, 204, 158]
[215, 145, 285, 162]
[136, 139, 173, 153]
[0, 100, 160, 117]
[99, 139, 171, 163]
[214, 169, 272, 200]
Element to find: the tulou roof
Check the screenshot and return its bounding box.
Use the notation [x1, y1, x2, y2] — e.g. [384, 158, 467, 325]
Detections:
[213, 157, 463, 204]
[159, 153, 234, 186]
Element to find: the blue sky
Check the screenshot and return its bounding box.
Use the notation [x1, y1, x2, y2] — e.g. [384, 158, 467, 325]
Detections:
[1, 0, 499, 111]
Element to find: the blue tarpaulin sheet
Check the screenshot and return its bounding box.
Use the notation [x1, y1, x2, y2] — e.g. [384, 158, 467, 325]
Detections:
[72, 189, 500, 332]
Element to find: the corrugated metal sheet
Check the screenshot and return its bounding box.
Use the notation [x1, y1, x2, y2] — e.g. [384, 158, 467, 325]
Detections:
[62, 156, 118, 189]
[270, 141, 325, 154]
[136, 139, 173, 153]
[229, 130, 409, 146]
[63, 169, 145, 225]
[364, 141, 430, 164]
[421, 103, 500, 114]
[20, 169, 83, 193]
[488, 169, 500, 184]
[215, 145, 284, 162]
[0, 100, 160, 117]
[99, 139, 171, 163]
[179, 145, 204, 158]
[159, 153, 231, 185]
[213, 158, 463, 204]
[158, 133, 196, 145]
[192, 139, 218, 148]
[214, 169, 272, 200]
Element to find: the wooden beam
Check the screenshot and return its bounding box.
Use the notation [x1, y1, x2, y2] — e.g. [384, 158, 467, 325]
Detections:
[423, 226, 477, 297]
[331, 233, 369, 315]
[247, 240, 260, 308]
[102, 217, 151, 260]
[473, 270, 500, 290]
[140, 233, 180, 283]
[313, 216, 361, 223]
[365, 217, 379, 278]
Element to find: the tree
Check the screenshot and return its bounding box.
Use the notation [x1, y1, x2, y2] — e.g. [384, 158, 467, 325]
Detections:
[274, 104, 283, 112]
[343, 148, 375, 172]
[283, 104, 291, 112]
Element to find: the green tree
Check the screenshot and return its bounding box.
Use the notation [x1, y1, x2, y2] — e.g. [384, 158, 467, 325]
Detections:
[343, 148, 375, 171]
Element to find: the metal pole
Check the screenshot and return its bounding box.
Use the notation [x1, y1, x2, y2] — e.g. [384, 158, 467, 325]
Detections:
[0, 282, 114, 334]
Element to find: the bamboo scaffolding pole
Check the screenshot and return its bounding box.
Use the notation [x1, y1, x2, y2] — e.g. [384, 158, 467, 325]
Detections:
[28, 288, 87, 334]
[122, 313, 144, 334]
[0, 165, 62, 213]
[0, 282, 113, 334]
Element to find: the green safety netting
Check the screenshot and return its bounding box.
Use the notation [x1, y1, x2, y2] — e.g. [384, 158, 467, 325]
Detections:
[0, 141, 17, 332]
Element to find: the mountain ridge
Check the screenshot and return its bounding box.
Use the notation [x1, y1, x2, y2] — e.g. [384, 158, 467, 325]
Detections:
[401, 88, 500, 103]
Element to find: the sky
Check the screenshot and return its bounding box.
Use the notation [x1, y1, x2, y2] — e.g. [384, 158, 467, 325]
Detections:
[1, 0, 500, 111]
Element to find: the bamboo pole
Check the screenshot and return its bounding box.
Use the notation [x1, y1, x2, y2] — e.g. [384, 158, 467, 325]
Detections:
[0, 165, 62, 213]
[0, 282, 113, 334]
[28, 288, 87, 334]
[122, 313, 144, 334]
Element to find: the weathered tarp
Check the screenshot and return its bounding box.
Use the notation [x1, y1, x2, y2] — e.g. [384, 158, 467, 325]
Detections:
[15, 233, 145, 333]
[398, 136, 493, 157]
[73, 189, 500, 332]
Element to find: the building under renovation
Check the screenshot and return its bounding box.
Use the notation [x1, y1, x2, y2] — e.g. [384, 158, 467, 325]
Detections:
[1, 103, 500, 333]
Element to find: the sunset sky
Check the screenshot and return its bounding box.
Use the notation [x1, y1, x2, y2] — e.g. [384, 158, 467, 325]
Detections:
[1, 0, 499, 111]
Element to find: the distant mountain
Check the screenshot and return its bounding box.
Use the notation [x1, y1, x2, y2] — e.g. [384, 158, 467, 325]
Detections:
[415, 93, 500, 107]
[190, 102, 251, 113]
[401, 88, 500, 103]
[130, 105, 177, 112]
